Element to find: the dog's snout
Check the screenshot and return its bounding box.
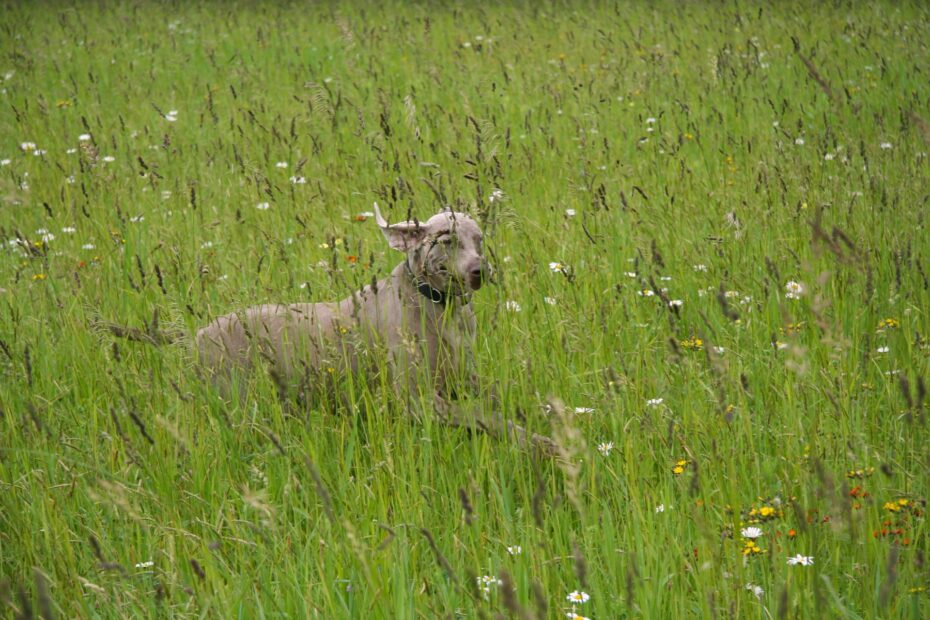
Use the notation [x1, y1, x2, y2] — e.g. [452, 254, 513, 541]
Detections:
[467, 264, 485, 291]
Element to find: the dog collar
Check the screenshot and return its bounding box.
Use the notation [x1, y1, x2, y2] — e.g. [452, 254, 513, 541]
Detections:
[405, 260, 449, 307]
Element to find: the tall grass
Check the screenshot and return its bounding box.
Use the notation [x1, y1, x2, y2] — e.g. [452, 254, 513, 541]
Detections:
[1, 1, 928, 617]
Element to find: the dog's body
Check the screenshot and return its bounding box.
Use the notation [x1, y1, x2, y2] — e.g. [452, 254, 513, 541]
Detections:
[195, 206, 555, 453]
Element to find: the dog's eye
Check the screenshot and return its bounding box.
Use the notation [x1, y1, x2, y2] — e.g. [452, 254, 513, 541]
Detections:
[436, 235, 453, 244]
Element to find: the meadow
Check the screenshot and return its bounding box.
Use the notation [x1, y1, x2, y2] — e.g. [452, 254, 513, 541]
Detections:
[1, 1, 929, 617]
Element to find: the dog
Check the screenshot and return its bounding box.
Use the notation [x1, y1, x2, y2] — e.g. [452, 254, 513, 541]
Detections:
[195, 204, 556, 454]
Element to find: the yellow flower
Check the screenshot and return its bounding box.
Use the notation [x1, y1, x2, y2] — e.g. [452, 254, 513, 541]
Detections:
[32, 273, 47, 281]
[758, 506, 775, 518]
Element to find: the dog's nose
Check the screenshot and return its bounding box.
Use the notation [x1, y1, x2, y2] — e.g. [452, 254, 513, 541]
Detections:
[468, 266, 484, 290]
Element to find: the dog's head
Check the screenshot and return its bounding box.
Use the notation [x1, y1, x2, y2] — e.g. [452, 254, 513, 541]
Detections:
[374, 203, 489, 295]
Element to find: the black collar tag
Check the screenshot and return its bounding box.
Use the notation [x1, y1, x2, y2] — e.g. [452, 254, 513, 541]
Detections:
[405, 260, 448, 307]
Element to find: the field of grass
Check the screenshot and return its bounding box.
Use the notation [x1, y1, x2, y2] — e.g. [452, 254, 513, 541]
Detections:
[2, 1, 930, 617]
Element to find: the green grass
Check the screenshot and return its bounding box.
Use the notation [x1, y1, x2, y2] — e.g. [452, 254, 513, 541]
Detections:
[2, 1, 929, 617]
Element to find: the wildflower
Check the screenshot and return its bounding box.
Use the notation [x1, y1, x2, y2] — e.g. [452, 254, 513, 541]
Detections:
[638, 289, 655, 297]
[200, 241, 214, 249]
[713, 346, 725, 354]
[883, 499, 909, 513]
[544, 296, 557, 305]
[32, 273, 47, 281]
[507, 545, 522, 555]
[672, 459, 688, 475]
[693, 263, 708, 272]
[784, 281, 805, 299]
[824, 153, 835, 160]
[787, 529, 797, 538]
[79, 133, 91, 142]
[20, 142, 37, 152]
[102, 155, 115, 163]
[289, 175, 306, 184]
[880, 142, 892, 150]
[876, 346, 889, 354]
[82, 243, 95, 250]
[36, 229, 55, 243]
[574, 407, 594, 414]
[129, 216, 144, 223]
[794, 137, 805, 146]
[0, 159, 10, 166]
[256, 202, 270, 210]
[477, 575, 502, 598]
[741, 527, 763, 539]
[846, 467, 874, 479]
[655, 504, 666, 513]
[565, 208, 576, 217]
[668, 299, 683, 308]
[566, 614, 591, 620]
[61, 227, 76, 234]
[679, 336, 703, 350]
[505, 300, 522, 312]
[597, 441, 614, 457]
[275, 161, 288, 168]
[786, 554, 814, 566]
[134, 561, 155, 569]
[746, 583, 764, 599]
[775, 341, 789, 350]
[549, 262, 565, 273]
[646, 398, 663, 407]
[566, 590, 590, 604]
[488, 188, 505, 203]
[877, 318, 899, 330]
[742, 540, 763, 556]
[165, 110, 178, 122]
[354, 211, 375, 221]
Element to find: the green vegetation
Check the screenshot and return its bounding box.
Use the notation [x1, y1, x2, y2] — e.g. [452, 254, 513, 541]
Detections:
[2, 1, 929, 617]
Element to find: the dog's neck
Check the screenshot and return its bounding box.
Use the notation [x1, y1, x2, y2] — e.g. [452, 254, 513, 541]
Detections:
[400, 259, 467, 310]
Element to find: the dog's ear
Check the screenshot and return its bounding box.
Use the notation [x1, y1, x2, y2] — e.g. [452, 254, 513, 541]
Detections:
[373, 202, 429, 251]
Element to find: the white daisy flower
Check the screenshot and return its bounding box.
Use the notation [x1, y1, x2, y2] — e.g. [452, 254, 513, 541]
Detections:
[275, 161, 288, 168]
[794, 137, 805, 146]
[745, 583, 764, 599]
[549, 262, 564, 273]
[78, 133, 91, 142]
[693, 263, 708, 272]
[506, 545, 522, 555]
[544, 296, 557, 305]
[786, 554, 814, 566]
[876, 346, 889, 354]
[82, 243, 95, 250]
[20, 142, 37, 152]
[102, 155, 116, 163]
[638, 289, 654, 297]
[624, 272, 637, 278]
[61, 227, 76, 234]
[289, 175, 306, 184]
[784, 280, 805, 299]
[505, 300, 521, 312]
[596, 441, 614, 457]
[740, 527, 763, 539]
[566, 590, 590, 604]
[488, 188, 505, 203]
[565, 208, 576, 217]
[646, 398, 663, 407]
[129, 215, 144, 223]
[574, 407, 594, 414]
[669, 299, 684, 308]
[655, 504, 666, 513]
[0, 159, 10, 166]
[134, 561, 155, 569]
[880, 142, 892, 150]
[256, 202, 271, 210]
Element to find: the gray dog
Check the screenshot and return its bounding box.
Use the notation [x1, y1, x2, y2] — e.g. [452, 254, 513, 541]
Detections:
[195, 204, 556, 454]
